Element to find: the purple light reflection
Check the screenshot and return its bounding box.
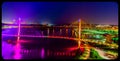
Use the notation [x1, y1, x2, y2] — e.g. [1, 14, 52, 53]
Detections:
[13, 43, 22, 59]
[2, 41, 14, 59]
[40, 48, 45, 59]
[13, 18, 22, 59]
[2, 18, 45, 59]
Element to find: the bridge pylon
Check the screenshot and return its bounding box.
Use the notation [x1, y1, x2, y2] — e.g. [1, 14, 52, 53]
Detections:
[78, 19, 81, 48]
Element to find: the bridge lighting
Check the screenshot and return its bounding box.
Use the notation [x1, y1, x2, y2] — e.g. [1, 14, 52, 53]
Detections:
[13, 19, 16, 22]
[19, 17, 21, 21]
[48, 24, 53, 26]
[78, 19, 81, 22]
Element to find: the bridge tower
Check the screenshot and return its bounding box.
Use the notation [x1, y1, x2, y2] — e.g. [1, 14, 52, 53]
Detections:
[14, 18, 21, 59]
[17, 18, 21, 43]
[78, 19, 81, 48]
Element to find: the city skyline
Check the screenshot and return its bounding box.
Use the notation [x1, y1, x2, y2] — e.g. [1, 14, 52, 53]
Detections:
[2, 2, 118, 25]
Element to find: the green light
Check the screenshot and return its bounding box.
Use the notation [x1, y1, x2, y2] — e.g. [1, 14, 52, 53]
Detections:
[112, 38, 118, 41]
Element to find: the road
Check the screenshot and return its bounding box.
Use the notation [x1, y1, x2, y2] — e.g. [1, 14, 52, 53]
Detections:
[93, 47, 112, 59]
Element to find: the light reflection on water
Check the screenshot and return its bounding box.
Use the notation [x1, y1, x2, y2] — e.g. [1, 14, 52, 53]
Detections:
[2, 27, 79, 59]
[2, 41, 22, 59]
[2, 41, 14, 59]
[13, 43, 21, 59]
[2, 41, 46, 59]
[41, 48, 45, 59]
[2, 38, 78, 59]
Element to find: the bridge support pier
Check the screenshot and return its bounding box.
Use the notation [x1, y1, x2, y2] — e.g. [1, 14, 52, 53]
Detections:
[66, 29, 68, 37]
[53, 29, 54, 36]
[60, 29, 62, 36]
[47, 28, 49, 36]
[42, 31, 43, 36]
[72, 29, 74, 37]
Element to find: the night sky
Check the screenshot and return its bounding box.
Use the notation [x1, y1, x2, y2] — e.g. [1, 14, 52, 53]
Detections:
[2, 2, 118, 25]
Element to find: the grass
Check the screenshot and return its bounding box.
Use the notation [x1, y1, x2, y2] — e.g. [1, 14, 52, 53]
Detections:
[89, 48, 104, 59]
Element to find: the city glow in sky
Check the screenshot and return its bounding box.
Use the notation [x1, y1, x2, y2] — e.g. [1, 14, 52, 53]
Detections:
[2, 2, 118, 25]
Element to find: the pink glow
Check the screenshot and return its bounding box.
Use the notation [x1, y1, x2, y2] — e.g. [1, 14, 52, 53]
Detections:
[65, 44, 85, 52]
[41, 48, 45, 59]
[13, 18, 21, 59]
[65, 46, 78, 52]
[17, 18, 21, 42]
[19, 40, 31, 43]
[13, 43, 21, 59]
